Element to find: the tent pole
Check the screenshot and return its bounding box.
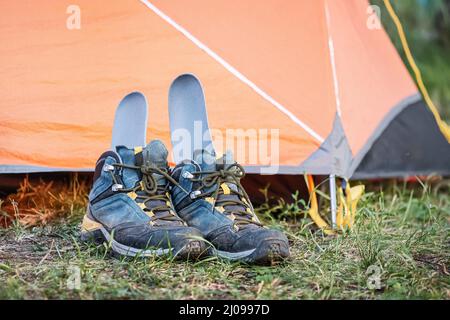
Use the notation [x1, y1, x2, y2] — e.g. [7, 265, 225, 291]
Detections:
[329, 174, 337, 228]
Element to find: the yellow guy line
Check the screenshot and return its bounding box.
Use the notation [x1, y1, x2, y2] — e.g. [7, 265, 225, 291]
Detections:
[383, 0, 450, 142]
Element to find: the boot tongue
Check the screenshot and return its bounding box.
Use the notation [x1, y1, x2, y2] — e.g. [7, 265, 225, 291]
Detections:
[193, 149, 241, 191]
[142, 140, 169, 186]
[194, 149, 239, 183]
[216, 150, 235, 171]
[140, 140, 171, 219]
[217, 150, 240, 188]
[193, 149, 217, 172]
[116, 146, 141, 188]
[216, 151, 252, 224]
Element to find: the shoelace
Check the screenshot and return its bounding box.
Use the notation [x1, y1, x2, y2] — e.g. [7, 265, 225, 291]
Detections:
[108, 163, 185, 225]
[189, 163, 262, 228]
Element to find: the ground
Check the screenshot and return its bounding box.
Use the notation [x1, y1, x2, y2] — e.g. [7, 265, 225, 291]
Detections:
[0, 178, 449, 299]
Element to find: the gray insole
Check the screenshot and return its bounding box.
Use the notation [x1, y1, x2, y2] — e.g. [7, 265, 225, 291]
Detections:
[111, 92, 148, 149]
[169, 74, 215, 163]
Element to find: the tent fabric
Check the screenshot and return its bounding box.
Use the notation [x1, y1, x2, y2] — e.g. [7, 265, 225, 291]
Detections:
[352, 99, 450, 179]
[0, 0, 448, 179]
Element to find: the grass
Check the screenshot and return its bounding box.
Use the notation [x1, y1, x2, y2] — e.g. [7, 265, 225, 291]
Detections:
[0, 177, 449, 300]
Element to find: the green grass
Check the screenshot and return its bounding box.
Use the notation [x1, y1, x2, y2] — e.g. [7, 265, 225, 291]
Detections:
[0, 180, 449, 300]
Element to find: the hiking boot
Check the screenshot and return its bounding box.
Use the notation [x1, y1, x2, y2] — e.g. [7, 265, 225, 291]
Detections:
[170, 150, 290, 265]
[81, 140, 208, 260]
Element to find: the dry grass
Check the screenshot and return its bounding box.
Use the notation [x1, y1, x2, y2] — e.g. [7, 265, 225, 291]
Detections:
[0, 174, 89, 228]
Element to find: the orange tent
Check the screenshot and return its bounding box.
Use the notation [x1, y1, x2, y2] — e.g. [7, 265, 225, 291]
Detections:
[1, 0, 449, 179]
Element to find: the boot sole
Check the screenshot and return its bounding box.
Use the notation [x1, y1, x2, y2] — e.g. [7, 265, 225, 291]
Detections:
[215, 238, 290, 265]
[80, 215, 208, 260]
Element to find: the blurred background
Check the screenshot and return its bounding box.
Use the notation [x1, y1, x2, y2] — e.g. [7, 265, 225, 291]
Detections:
[372, 0, 450, 120]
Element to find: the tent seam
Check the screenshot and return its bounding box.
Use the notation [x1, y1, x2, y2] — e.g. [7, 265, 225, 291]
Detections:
[139, 0, 325, 143]
[324, 0, 342, 117]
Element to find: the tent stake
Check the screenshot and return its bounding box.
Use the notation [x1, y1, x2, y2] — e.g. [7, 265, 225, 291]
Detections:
[329, 174, 337, 228]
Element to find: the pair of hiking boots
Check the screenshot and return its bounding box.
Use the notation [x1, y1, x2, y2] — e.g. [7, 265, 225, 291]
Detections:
[81, 140, 290, 265]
